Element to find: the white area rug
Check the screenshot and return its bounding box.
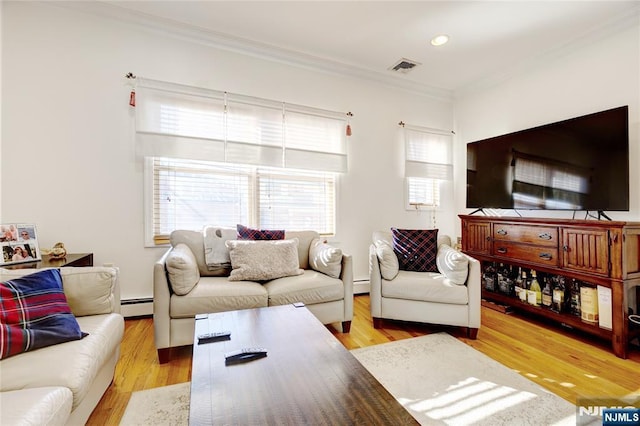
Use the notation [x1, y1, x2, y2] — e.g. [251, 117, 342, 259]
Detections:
[120, 333, 578, 425]
[120, 382, 190, 426]
[351, 333, 576, 425]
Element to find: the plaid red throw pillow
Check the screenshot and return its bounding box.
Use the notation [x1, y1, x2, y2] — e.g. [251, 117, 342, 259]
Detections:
[391, 228, 439, 272]
[237, 224, 285, 240]
[0, 269, 86, 360]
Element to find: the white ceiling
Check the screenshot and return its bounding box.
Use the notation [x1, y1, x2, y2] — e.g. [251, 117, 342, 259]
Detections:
[97, 1, 640, 97]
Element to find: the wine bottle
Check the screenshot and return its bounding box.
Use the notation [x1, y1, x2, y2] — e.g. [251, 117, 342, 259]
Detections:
[542, 276, 553, 308]
[528, 270, 542, 306]
[519, 269, 528, 302]
[551, 275, 565, 313]
[570, 279, 581, 316]
[514, 267, 523, 299]
[483, 263, 496, 292]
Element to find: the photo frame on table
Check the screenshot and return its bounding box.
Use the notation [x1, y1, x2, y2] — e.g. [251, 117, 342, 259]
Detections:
[1, 224, 41, 266]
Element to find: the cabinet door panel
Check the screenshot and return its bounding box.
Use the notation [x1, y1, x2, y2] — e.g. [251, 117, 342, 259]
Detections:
[561, 228, 609, 276]
[463, 221, 491, 254]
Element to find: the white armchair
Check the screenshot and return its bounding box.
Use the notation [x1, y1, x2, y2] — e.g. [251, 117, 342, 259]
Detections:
[369, 231, 481, 338]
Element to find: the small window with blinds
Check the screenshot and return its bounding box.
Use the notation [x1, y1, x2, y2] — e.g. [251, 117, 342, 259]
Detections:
[146, 158, 336, 245]
[403, 125, 453, 209]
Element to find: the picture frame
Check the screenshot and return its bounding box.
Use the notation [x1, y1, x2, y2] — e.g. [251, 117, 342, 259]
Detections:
[1, 224, 41, 266]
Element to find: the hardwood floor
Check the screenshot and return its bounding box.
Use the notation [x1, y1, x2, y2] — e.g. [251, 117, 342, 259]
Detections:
[88, 295, 640, 425]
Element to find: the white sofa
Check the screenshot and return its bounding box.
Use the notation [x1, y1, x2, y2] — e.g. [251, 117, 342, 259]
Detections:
[369, 231, 481, 338]
[154, 229, 354, 363]
[0, 267, 124, 426]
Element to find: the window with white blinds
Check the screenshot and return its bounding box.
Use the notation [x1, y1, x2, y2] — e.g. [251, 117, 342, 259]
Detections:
[137, 78, 344, 244]
[403, 125, 453, 208]
[146, 158, 337, 244]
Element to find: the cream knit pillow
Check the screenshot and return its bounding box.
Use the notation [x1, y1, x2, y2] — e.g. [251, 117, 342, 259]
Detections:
[226, 239, 303, 282]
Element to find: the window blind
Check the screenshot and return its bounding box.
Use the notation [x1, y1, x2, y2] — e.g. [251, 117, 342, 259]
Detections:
[403, 125, 452, 208]
[404, 126, 453, 181]
[149, 158, 336, 240]
[135, 77, 348, 172]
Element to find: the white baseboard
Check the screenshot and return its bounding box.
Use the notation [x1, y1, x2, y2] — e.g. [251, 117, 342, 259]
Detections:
[120, 298, 153, 317]
[354, 279, 370, 295]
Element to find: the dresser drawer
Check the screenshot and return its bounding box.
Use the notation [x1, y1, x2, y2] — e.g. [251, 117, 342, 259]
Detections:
[492, 242, 559, 266]
[493, 224, 558, 246]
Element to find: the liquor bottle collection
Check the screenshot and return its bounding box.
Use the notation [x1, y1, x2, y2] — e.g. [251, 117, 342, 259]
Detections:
[482, 262, 593, 318]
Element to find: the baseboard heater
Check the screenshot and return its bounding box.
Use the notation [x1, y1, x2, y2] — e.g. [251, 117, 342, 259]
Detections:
[353, 279, 370, 295]
[120, 297, 153, 318]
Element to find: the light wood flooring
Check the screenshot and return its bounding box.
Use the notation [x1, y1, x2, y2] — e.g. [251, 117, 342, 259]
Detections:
[88, 295, 640, 425]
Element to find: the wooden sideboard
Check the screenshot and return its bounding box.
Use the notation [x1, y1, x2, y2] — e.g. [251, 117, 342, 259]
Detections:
[460, 215, 640, 358]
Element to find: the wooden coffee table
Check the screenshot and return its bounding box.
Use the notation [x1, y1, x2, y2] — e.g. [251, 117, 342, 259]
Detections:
[190, 304, 417, 425]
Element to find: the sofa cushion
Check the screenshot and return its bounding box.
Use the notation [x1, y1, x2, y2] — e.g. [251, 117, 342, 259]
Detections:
[309, 238, 342, 279]
[166, 243, 200, 295]
[285, 230, 318, 270]
[0, 269, 86, 360]
[381, 270, 469, 305]
[170, 277, 268, 318]
[226, 239, 303, 282]
[436, 244, 469, 285]
[0, 313, 124, 410]
[391, 228, 439, 272]
[264, 270, 344, 306]
[0, 386, 72, 426]
[373, 240, 399, 281]
[237, 224, 285, 240]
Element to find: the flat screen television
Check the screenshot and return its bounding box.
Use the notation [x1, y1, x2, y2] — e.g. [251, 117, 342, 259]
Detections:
[466, 106, 629, 214]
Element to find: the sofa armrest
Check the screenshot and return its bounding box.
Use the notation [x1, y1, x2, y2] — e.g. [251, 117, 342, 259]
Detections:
[462, 252, 481, 328]
[153, 248, 173, 351]
[0, 266, 121, 316]
[60, 267, 121, 316]
[340, 253, 354, 322]
[368, 244, 382, 318]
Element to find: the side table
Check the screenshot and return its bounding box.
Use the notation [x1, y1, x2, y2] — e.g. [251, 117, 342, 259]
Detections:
[3, 253, 94, 270]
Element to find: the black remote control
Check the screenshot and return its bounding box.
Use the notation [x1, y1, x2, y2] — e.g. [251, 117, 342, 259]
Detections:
[197, 331, 231, 344]
[224, 347, 267, 365]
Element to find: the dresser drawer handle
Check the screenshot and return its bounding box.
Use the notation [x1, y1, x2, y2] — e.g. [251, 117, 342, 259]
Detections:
[562, 245, 570, 252]
[538, 233, 552, 240]
[496, 247, 507, 254]
[496, 229, 507, 236]
[539, 253, 553, 260]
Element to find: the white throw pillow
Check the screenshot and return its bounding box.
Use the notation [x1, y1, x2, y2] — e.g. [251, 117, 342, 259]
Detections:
[226, 239, 303, 282]
[374, 240, 399, 281]
[436, 244, 469, 285]
[309, 238, 342, 279]
[166, 243, 200, 295]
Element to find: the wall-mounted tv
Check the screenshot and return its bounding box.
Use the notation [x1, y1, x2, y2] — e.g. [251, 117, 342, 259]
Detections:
[466, 106, 629, 213]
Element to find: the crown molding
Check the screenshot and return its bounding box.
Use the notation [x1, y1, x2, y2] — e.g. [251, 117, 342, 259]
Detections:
[454, 4, 640, 99]
[49, 1, 453, 102]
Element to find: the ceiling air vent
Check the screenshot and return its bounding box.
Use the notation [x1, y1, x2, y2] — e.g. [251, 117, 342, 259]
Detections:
[389, 58, 421, 73]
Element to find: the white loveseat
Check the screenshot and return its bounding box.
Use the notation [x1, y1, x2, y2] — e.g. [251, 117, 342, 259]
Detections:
[154, 229, 353, 363]
[0, 267, 124, 426]
[369, 231, 481, 338]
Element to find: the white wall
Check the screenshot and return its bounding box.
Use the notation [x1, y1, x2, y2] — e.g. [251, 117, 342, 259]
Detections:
[1, 2, 454, 300]
[454, 21, 640, 226]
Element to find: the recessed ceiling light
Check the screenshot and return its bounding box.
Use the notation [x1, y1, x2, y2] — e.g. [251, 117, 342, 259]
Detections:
[431, 35, 449, 46]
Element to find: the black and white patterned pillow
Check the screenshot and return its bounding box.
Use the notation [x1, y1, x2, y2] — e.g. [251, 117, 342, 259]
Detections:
[391, 228, 439, 272]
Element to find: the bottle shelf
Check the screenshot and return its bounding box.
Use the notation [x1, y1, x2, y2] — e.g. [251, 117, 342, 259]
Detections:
[482, 289, 612, 340]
